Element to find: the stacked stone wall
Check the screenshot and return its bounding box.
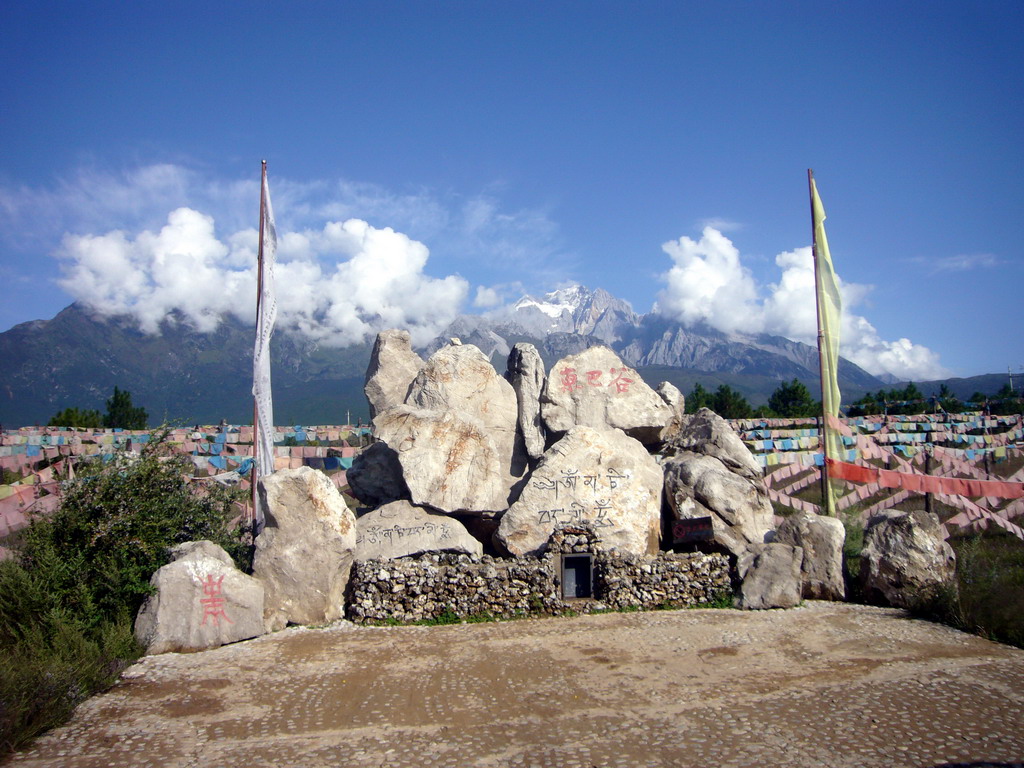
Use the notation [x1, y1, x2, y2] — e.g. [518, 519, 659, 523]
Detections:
[346, 549, 731, 623]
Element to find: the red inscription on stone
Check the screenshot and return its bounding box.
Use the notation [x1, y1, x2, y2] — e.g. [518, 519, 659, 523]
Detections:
[585, 370, 603, 387]
[608, 367, 634, 393]
[200, 573, 232, 626]
[560, 367, 582, 393]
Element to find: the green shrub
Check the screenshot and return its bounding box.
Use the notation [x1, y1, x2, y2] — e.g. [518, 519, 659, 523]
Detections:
[0, 430, 248, 756]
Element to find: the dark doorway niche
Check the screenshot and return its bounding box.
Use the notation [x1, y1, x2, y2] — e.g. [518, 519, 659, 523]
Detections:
[561, 553, 593, 599]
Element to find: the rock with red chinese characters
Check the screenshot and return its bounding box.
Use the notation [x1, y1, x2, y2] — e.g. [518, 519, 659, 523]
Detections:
[356, 500, 483, 561]
[134, 540, 265, 655]
[505, 342, 547, 460]
[663, 451, 775, 558]
[373, 405, 510, 514]
[364, 329, 424, 420]
[495, 426, 662, 557]
[775, 510, 847, 601]
[254, 466, 358, 631]
[664, 407, 761, 481]
[540, 347, 673, 446]
[406, 340, 526, 482]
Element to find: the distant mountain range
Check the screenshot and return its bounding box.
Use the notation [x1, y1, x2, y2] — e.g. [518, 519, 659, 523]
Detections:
[0, 285, 997, 427]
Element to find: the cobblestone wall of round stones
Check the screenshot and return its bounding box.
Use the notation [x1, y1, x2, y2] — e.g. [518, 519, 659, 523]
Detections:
[346, 548, 731, 623]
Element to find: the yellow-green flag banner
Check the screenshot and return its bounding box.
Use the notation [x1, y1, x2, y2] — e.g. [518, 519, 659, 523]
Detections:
[810, 173, 843, 515]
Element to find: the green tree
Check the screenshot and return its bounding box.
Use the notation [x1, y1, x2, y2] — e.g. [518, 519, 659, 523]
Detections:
[767, 379, 816, 418]
[711, 384, 752, 419]
[103, 387, 148, 430]
[685, 382, 712, 413]
[47, 407, 103, 429]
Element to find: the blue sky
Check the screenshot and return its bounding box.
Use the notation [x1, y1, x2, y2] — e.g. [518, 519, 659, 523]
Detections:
[2, 1, 1022, 380]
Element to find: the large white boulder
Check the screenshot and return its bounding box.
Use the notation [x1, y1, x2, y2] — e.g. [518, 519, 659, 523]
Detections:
[134, 541, 265, 655]
[664, 408, 762, 480]
[373, 405, 510, 514]
[355, 500, 483, 561]
[253, 467, 358, 631]
[736, 542, 804, 610]
[495, 426, 662, 557]
[364, 329, 424, 420]
[540, 347, 673, 446]
[663, 450, 774, 557]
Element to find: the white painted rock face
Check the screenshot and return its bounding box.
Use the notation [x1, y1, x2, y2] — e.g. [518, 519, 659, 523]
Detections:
[364, 329, 424, 420]
[540, 347, 673, 445]
[134, 541, 265, 655]
[356, 500, 483, 561]
[663, 450, 775, 557]
[495, 426, 663, 557]
[374, 405, 510, 514]
[253, 466, 358, 632]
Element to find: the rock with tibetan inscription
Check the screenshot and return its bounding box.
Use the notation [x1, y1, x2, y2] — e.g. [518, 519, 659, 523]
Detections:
[664, 407, 762, 480]
[407, 341, 526, 479]
[135, 541, 265, 655]
[860, 509, 956, 609]
[505, 342, 548, 460]
[495, 426, 662, 557]
[364, 329, 424, 420]
[736, 542, 804, 610]
[253, 466, 358, 631]
[540, 347, 673, 446]
[663, 450, 774, 557]
[373, 405, 510, 514]
[775, 510, 846, 601]
[355, 500, 482, 561]
[347, 441, 409, 507]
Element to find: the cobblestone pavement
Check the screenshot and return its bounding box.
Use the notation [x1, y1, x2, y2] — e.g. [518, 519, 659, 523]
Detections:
[9, 602, 1024, 768]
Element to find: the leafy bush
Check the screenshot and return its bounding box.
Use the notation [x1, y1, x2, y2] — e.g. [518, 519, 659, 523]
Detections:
[0, 431, 248, 756]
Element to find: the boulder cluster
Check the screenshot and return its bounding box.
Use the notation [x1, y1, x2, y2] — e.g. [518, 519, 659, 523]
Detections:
[134, 331, 959, 655]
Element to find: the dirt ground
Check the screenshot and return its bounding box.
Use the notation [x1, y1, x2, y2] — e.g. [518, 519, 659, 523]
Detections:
[8, 601, 1024, 768]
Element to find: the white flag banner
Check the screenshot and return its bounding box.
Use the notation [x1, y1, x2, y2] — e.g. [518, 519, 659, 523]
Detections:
[253, 168, 278, 498]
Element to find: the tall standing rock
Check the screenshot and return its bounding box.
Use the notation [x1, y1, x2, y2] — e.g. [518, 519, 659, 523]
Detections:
[364, 329, 424, 420]
[775, 511, 847, 601]
[505, 343, 547, 460]
[495, 426, 662, 557]
[254, 467, 358, 631]
[135, 541, 265, 655]
[540, 347, 673, 446]
[373, 405, 509, 514]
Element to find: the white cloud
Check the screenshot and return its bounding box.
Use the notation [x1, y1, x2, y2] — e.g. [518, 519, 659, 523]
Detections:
[656, 229, 951, 381]
[929, 253, 1000, 273]
[473, 286, 502, 308]
[58, 208, 469, 347]
[654, 227, 762, 334]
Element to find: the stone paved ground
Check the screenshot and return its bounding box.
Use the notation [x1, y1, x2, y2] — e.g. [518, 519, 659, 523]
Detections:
[9, 602, 1024, 768]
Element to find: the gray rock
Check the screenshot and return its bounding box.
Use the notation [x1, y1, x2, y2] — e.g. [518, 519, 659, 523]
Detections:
[254, 467, 358, 631]
[656, 381, 685, 415]
[506, 343, 547, 460]
[495, 426, 663, 557]
[663, 450, 774, 557]
[540, 347, 674, 446]
[775, 511, 847, 601]
[364, 329, 424, 420]
[347, 441, 409, 507]
[860, 509, 956, 609]
[134, 541, 265, 655]
[736, 542, 804, 610]
[664, 408, 762, 480]
[373, 405, 509, 514]
[356, 500, 483, 560]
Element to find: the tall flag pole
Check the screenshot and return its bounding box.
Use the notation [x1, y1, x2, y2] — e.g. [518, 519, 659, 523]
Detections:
[252, 160, 278, 530]
[809, 169, 843, 516]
